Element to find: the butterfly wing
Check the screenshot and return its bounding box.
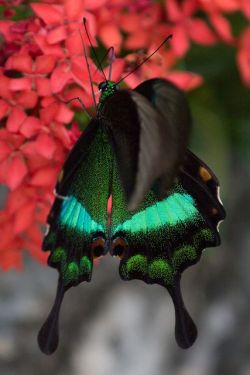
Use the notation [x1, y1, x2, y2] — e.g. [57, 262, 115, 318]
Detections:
[101, 78, 191, 211]
[110, 151, 225, 349]
[39, 119, 112, 354]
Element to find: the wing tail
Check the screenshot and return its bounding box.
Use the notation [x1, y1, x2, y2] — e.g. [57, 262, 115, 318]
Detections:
[168, 280, 197, 349]
[38, 278, 65, 355]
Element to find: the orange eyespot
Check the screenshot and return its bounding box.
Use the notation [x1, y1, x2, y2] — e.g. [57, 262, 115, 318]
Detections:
[111, 237, 128, 259]
[199, 166, 212, 182]
[92, 237, 106, 259]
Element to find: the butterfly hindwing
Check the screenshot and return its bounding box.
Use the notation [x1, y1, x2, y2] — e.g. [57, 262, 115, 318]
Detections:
[110, 149, 225, 349]
[39, 120, 112, 354]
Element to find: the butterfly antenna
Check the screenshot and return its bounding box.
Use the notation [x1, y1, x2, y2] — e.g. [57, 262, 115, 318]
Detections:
[108, 47, 115, 80]
[93, 46, 114, 78]
[83, 18, 107, 82]
[79, 29, 97, 109]
[116, 34, 173, 85]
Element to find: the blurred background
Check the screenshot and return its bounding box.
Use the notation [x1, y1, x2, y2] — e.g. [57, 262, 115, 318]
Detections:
[0, 1, 249, 375]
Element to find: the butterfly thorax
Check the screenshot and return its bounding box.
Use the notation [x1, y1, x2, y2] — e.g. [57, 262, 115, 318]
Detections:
[98, 80, 118, 112]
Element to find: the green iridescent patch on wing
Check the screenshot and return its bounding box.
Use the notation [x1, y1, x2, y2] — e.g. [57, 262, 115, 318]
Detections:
[117, 225, 216, 288]
[59, 196, 105, 234]
[127, 254, 147, 275]
[172, 245, 197, 270]
[50, 247, 66, 263]
[148, 259, 174, 285]
[79, 256, 92, 275]
[64, 262, 79, 283]
[49, 246, 93, 286]
[194, 228, 214, 247]
[69, 127, 112, 227]
[113, 191, 200, 234]
[120, 254, 175, 286]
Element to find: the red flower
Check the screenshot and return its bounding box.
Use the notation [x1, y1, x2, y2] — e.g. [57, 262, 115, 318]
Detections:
[122, 48, 203, 91]
[165, 0, 217, 57]
[198, 0, 235, 44]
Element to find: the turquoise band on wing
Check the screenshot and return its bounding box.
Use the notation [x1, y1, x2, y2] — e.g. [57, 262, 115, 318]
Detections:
[59, 196, 104, 234]
[114, 192, 200, 234]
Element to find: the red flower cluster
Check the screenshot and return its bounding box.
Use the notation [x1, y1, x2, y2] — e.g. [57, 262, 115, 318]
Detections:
[0, 0, 249, 270]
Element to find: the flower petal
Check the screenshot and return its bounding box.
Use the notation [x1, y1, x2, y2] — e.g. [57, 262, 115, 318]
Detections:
[16, 91, 38, 109]
[7, 107, 27, 133]
[65, 31, 85, 56]
[40, 101, 59, 124]
[31, 3, 63, 25]
[210, 13, 234, 43]
[20, 116, 42, 138]
[125, 30, 149, 50]
[6, 154, 28, 190]
[50, 122, 71, 149]
[14, 201, 35, 234]
[242, 0, 250, 19]
[99, 24, 122, 51]
[55, 103, 74, 123]
[63, 87, 93, 109]
[34, 34, 64, 58]
[0, 140, 12, 162]
[183, 0, 199, 16]
[0, 75, 11, 100]
[167, 71, 204, 91]
[120, 14, 140, 33]
[0, 20, 14, 42]
[22, 142, 51, 172]
[0, 99, 10, 120]
[35, 133, 56, 159]
[170, 25, 190, 57]
[35, 77, 52, 96]
[6, 54, 33, 73]
[64, 0, 85, 21]
[47, 25, 67, 44]
[85, 0, 108, 10]
[30, 166, 57, 187]
[9, 77, 32, 91]
[165, 0, 182, 22]
[35, 54, 56, 74]
[189, 19, 217, 45]
[50, 64, 73, 93]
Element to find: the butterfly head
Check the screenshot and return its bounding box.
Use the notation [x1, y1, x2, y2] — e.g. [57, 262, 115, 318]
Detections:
[98, 80, 119, 110]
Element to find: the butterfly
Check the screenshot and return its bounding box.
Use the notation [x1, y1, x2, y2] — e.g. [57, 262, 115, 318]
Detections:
[37, 28, 226, 353]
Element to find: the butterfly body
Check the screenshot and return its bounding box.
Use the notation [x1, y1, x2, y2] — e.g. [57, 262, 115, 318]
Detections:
[39, 78, 225, 354]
